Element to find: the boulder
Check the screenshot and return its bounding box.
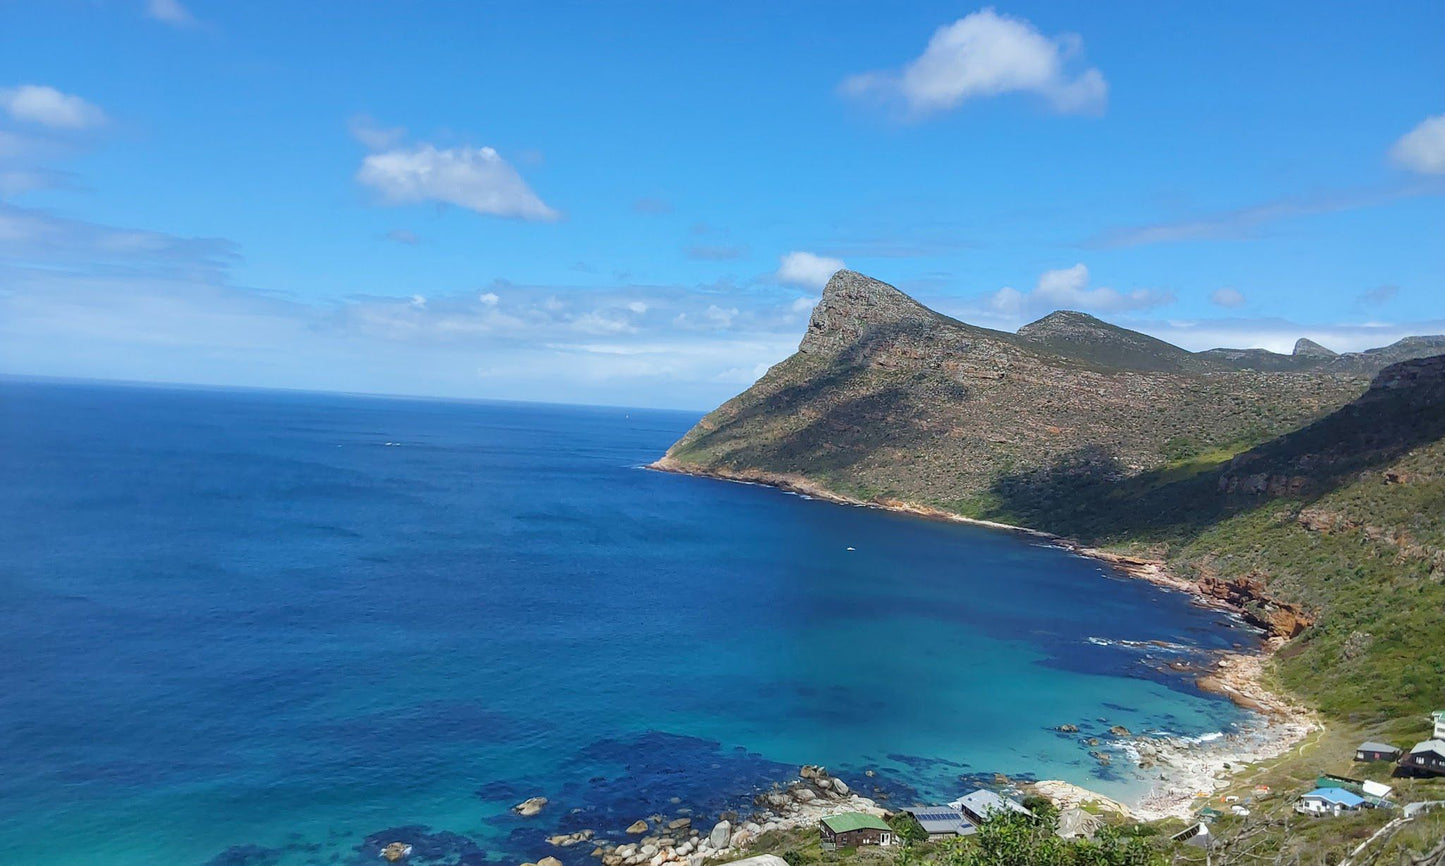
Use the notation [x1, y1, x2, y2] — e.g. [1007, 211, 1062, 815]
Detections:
[514, 797, 549, 817]
[709, 820, 732, 849]
[539, 858, 563, 866]
[667, 818, 691, 831]
[626, 821, 649, 835]
[1109, 725, 1131, 737]
[1057, 724, 1079, 733]
[792, 789, 816, 803]
[831, 779, 849, 796]
[381, 842, 412, 862]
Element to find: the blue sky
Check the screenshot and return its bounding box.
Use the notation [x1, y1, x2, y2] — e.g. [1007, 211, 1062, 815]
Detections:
[1, 1, 1442, 409]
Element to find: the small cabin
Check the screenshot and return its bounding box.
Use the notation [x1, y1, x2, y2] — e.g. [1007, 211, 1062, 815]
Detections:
[1432, 711, 1445, 740]
[1355, 741, 1402, 762]
[1401, 740, 1445, 777]
[819, 813, 893, 849]
[903, 806, 974, 839]
[948, 790, 1031, 826]
[1297, 787, 1364, 816]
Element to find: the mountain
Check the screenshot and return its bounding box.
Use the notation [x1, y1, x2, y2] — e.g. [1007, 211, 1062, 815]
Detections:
[657, 270, 1445, 719]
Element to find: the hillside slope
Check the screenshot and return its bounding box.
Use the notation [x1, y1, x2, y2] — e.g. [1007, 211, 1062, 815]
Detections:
[658, 270, 1445, 719]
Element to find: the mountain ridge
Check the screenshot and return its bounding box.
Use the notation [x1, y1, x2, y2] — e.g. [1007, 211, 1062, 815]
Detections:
[658, 270, 1445, 720]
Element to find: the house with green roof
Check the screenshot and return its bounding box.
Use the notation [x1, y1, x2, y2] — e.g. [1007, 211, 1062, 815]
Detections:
[819, 812, 893, 849]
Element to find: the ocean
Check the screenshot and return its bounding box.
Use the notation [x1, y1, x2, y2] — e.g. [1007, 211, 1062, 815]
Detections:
[0, 380, 1256, 866]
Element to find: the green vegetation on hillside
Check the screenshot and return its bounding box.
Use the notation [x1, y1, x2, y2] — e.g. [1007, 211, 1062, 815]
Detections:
[664, 271, 1445, 723]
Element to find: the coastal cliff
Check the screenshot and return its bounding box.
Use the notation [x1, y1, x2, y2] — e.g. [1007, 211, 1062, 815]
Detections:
[656, 270, 1445, 720]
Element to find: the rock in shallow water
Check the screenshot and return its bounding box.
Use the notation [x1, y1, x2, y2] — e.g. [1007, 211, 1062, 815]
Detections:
[514, 797, 549, 817]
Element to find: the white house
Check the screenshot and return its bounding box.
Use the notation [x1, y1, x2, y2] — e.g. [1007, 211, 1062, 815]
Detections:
[1297, 787, 1364, 816]
[1432, 710, 1445, 740]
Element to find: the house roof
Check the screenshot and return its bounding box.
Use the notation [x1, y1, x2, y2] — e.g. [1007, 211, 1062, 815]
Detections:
[1056, 807, 1103, 840]
[905, 806, 972, 836]
[949, 790, 1030, 818]
[1357, 741, 1400, 753]
[1410, 740, 1445, 756]
[1303, 788, 1365, 807]
[821, 813, 891, 834]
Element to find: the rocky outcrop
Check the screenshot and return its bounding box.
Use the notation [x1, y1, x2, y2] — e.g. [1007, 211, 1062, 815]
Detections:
[798, 270, 957, 356]
[1197, 574, 1312, 638]
[591, 765, 882, 866]
[1293, 338, 1337, 359]
[514, 797, 548, 817]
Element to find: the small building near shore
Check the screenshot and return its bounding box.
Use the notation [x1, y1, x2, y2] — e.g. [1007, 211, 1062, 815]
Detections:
[1355, 741, 1402, 762]
[1401, 740, 1445, 777]
[1297, 787, 1364, 816]
[948, 790, 1031, 826]
[903, 806, 974, 839]
[819, 813, 893, 849]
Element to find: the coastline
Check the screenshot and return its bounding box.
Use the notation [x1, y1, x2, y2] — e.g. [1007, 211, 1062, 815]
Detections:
[647, 456, 1318, 823]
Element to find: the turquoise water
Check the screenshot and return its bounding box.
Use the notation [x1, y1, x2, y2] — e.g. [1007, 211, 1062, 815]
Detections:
[0, 381, 1256, 866]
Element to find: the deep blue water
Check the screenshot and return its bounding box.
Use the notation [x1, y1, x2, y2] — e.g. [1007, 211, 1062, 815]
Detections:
[0, 380, 1256, 866]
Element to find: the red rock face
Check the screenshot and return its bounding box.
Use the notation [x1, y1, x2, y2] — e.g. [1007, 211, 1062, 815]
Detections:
[1197, 574, 1312, 639]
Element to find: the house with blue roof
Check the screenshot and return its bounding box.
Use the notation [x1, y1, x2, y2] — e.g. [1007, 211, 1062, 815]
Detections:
[1297, 787, 1365, 816]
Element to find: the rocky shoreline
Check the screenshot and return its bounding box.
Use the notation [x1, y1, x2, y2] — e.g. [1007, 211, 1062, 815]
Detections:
[647, 457, 1319, 823]
[521, 766, 890, 866]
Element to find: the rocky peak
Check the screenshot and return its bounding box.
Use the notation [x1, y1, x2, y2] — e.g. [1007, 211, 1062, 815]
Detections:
[1017, 310, 1107, 337]
[1017, 310, 1198, 372]
[798, 270, 945, 354]
[1293, 338, 1337, 359]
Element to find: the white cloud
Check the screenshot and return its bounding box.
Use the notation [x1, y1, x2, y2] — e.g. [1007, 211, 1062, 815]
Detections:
[146, 0, 197, 26]
[1210, 287, 1246, 308]
[0, 85, 106, 130]
[790, 296, 818, 314]
[988, 263, 1174, 315]
[357, 143, 558, 221]
[479, 291, 500, 306]
[626, 300, 648, 314]
[775, 251, 845, 289]
[1390, 114, 1445, 175]
[840, 8, 1107, 117]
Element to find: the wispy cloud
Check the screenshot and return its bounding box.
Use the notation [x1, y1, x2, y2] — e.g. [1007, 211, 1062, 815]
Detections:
[687, 244, 746, 261]
[840, 8, 1106, 118]
[0, 204, 819, 407]
[1209, 287, 1246, 309]
[1090, 183, 1441, 248]
[1390, 114, 1445, 175]
[145, 0, 198, 27]
[0, 85, 106, 130]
